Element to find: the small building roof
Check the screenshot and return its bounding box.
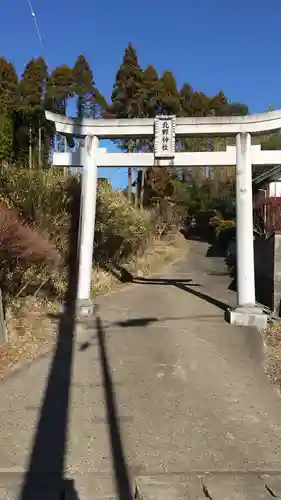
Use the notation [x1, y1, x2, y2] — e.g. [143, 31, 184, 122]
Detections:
[252, 164, 281, 185]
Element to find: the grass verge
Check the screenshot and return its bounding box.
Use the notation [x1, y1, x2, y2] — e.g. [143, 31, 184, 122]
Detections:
[263, 322, 281, 392]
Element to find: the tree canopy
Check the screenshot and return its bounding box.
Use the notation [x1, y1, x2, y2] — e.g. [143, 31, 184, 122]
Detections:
[0, 42, 254, 213]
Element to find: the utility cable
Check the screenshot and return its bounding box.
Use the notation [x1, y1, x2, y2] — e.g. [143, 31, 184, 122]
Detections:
[27, 0, 48, 65]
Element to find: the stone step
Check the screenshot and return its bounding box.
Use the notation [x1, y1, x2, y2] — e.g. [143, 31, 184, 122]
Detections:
[0, 471, 128, 500]
[134, 475, 204, 500]
[2, 471, 281, 499]
[0, 472, 64, 500]
[134, 473, 281, 500]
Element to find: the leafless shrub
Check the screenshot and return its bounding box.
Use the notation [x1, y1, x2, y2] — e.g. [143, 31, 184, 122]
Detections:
[254, 199, 281, 236]
[0, 202, 60, 266]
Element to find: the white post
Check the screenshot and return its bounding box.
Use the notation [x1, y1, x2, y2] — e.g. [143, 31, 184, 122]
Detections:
[228, 133, 266, 327]
[235, 132, 256, 307]
[76, 135, 99, 315]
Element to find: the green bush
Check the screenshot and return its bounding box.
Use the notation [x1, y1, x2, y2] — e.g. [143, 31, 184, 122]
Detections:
[215, 220, 236, 250]
[0, 168, 154, 304]
[95, 184, 153, 264]
[215, 219, 236, 237]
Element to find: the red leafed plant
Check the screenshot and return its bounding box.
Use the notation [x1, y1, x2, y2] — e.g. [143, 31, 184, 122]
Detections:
[254, 198, 281, 236]
[0, 202, 60, 266]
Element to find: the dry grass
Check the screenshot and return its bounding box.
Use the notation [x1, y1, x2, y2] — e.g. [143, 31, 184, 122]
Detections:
[0, 233, 187, 378]
[0, 298, 59, 378]
[0, 202, 60, 265]
[263, 321, 281, 391]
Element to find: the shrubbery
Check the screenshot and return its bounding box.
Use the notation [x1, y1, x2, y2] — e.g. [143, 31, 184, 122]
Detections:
[0, 168, 158, 306]
[215, 220, 236, 251]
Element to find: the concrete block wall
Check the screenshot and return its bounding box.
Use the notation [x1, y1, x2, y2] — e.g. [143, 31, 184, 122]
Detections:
[254, 235, 274, 311]
[254, 233, 281, 315]
[273, 233, 281, 315]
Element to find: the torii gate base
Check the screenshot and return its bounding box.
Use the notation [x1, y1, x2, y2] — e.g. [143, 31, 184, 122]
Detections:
[45, 110, 281, 329]
[226, 307, 267, 329]
[226, 132, 267, 330]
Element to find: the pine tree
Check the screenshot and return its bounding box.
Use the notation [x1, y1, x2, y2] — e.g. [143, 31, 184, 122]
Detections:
[137, 65, 161, 206]
[0, 57, 18, 165]
[141, 70, 181, 201]
[141, 65, 160, 118]
[191, 91, 211, 117]
[0, 116, 13, 165]
[17, 57, 48, 167]
[73, 55, 97, 118]
[0, 57, 18, 114]
[180, 83, 194, 116]
[109, 42, 144, 202]
[46, 64, 73, 114]
[110, 42, 143, 119]
[157, 70, 181, 116]
[45, 65, 73, 154]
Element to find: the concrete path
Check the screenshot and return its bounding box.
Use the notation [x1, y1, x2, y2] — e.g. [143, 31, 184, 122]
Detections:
[1, 242, 281, 499]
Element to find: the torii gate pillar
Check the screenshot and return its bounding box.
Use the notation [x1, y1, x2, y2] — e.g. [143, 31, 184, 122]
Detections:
[226, 132, 266, 328]
[75, 135, 99, 316]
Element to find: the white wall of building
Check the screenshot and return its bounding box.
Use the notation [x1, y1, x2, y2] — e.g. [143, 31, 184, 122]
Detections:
[269, 179, 281, 197]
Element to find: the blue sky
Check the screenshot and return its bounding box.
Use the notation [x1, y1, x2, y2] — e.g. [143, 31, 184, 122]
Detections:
[1, 0, 281, 187]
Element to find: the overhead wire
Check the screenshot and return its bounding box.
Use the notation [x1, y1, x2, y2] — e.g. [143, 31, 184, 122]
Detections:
[27, 0, 49, 66]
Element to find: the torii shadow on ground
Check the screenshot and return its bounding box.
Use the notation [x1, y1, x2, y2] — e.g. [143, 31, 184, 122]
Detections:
[105, 263, 229, 312]
[19, 178, 133, 500]
[19, 178, 81, 500]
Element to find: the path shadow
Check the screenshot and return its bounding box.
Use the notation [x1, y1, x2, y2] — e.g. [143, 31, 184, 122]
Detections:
[103, 264, 134, 284]
[228, 277, 237, 292]
[78, 315, 133, 499]
[77, 313, 224, 351]
[101, 268, 229, 313]
[19, 179, 81, 499]
[134, 277, 229, 312]
[99, 264, 230, 316]
[116, 317, 158, 328]
[96, 315, 133, 500]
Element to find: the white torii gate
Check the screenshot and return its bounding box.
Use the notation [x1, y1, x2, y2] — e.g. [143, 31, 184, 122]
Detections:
[46, 109, 281, 328]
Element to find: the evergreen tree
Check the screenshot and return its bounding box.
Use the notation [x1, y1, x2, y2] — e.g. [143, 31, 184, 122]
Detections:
[209, 90, 227, 115]
[191, 91, 211, 116]
[141, 70, 181, 198]
[109, 42, 144, 202]
[157, 70, 181, 116]
[45, 65, 73, 153]
[0, 57, 18, 164]
[14, 57, 48, 166]
[180, 83, 194, 116]
[0, 57, 18, 113]
[109, 42, 143, 119]
[46, 64, 73, 114]
[141, 65, 160, 118]
[73, 55, 97, 118]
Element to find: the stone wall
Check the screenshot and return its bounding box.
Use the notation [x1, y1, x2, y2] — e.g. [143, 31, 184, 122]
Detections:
[254, 233, 281, 315]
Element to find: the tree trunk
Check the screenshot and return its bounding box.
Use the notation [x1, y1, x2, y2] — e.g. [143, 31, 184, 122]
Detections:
[135, 168, 139, 207]
[140, 168, 145, 210]
[128, 168, 132, 202]
[29, 125, 32, 169]
[38, 126, 42, 168]
[63, 136, 68, 176]
[127, 140, 132, 202]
